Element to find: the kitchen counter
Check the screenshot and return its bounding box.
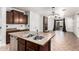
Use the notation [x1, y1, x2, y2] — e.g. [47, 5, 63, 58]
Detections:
[9, 31, 55, 46]
[6, 29, 29, 32]
[6, 29, 29, 44]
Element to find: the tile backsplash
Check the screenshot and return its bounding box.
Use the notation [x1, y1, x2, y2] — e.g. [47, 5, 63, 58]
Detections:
[6, 24, 29, 29]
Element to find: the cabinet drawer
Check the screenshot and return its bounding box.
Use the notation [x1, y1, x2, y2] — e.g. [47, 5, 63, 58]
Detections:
[26, 41, 38, 51]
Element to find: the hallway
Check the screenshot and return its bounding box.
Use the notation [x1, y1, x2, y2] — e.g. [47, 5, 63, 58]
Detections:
[51, 31, 79, 51]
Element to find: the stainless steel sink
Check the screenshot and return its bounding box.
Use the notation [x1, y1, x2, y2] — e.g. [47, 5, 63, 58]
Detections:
[33, 35, 44, 40]
[26, 33, 44, 40]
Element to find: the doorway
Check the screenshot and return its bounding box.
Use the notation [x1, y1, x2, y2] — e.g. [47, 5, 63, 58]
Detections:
[53, 18, 66, 32]
[43, 16, 48, 32]
[55, 20, 63, 30]
[56, 20, 63, 30]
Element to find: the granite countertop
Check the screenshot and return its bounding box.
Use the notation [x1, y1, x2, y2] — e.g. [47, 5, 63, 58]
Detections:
[9, 31, 55, 46]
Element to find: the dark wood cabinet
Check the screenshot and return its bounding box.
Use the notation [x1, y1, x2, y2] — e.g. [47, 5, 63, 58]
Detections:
[18, 43, 26, 51]
[19, 12, 24, 24]
[23, 15, 28, 24]
[18, 38, 26, 51]
[17, 38, 50, 51]
[6, 11, 13, 24]
[6, 10, 28, 24]
[12, 10, 19, 24]
[26, 41, 38, 51]
[38, 41, 50, 51]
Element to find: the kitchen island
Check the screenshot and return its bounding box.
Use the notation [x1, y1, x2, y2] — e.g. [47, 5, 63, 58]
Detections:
[9, 31, 55, 51]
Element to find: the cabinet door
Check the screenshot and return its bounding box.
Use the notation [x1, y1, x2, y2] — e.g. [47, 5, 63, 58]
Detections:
[13, 10, 19, 24]
[6, 11, 13, 24]
[26, 41, 38, 51]
[19, 12, 24, 24]
[39, 40, 50, 51]
[18, 42, 25, 51]
[24, 15, 28, 24]
[10, 10, 28, 24]
[18, 38, 26, 51]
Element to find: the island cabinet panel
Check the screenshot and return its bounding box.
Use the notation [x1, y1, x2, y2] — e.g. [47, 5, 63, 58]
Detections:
[18, 38, 26, 51]
[17, 38, 51, 51]
[26, 41, 39, 51]
[18, 42, 26, 51]
[38, 40, 50, 51]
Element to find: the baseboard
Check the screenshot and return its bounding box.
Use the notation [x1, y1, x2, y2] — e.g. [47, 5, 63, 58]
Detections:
[73, 32, 79, 38]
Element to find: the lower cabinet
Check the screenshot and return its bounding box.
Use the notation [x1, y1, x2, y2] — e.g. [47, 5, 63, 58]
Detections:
[38, 41, 50, 51]
[26, 41, 38, 51]
[6, 32, 10, 44]
[18, 43, 26, 51]
[18, 38, 26, 51]
[17, 38, 50, 51]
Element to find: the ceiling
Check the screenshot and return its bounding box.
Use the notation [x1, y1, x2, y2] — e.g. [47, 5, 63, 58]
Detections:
[10, 7, 79, 17]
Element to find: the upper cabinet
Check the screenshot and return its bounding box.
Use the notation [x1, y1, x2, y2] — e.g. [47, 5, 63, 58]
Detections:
[6, 10, 28, 24]
[23, 15, 28, 24]
[12, 10, 19, 24]
[6, 11, 13, 24]
[19, 12, 24, 24]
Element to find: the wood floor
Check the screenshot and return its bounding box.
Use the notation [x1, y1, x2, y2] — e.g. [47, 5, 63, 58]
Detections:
[51, 31, 79, 51]
[0, 31, 79, 51]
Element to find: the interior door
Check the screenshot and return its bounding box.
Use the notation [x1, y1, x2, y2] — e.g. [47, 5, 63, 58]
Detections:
[43, 16, 48, 32]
